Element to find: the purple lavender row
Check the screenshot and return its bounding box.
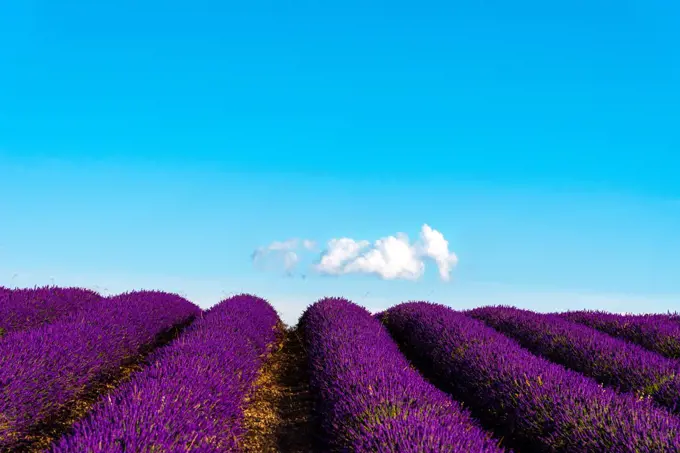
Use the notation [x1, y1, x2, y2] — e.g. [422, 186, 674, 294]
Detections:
[300, 297, 507, 452]
[468, 305, 680, 414]
[0, 290, 200, 450]
[50, 294, 281, 453]
[559, 310, 680, 360]
[380, 302, 680, 452]
[0, 286, 101, 337]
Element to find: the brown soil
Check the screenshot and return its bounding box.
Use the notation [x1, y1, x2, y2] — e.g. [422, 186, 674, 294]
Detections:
[6, 317, 196, 453]
[241, 327, 319, 453]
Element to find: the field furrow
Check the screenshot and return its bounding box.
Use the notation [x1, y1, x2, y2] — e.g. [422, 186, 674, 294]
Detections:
[240, 327, 319, 453]
[469, 305, 680, 414]
[559, 310, 680, 360]
[380, 302, 680, 453]
[0, 291, 199, 452]
[49, 294, 280, 453]
[7, 284, 680, 452]
[301, 297, 506, 452]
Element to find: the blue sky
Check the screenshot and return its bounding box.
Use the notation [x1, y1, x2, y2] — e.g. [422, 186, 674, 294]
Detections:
[1, 0, 679, 323]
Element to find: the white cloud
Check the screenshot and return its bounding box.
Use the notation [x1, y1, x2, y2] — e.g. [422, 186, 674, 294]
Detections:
[314, 238, 370, 275]
[417, 224, 459, 281]
[343, 233, 424, 280]
[253, 225, 458, 281]
[314, 224, 458, 281]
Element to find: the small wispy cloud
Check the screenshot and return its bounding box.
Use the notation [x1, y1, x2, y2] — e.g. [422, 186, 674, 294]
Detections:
[252, 225, 458, 282]
[251, 238, 316, 275]
[301, 239, 317, 251]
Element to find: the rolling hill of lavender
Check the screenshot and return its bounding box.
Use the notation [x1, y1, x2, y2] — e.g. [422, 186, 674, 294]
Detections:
[1, 286, 680, 452]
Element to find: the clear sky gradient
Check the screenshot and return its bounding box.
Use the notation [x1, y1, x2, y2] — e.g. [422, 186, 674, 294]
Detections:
[1, 0, 679, 323]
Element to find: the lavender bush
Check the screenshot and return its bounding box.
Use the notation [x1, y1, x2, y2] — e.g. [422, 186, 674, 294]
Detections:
[300, 297, 507, 453]
[560, 310, 680, 359]
[469, 305, 680, 414]
[0, 286, 101, 337]
[0, 290, 200, 450]
[49, 294, 281, 453]
[381, 302, 680, 453]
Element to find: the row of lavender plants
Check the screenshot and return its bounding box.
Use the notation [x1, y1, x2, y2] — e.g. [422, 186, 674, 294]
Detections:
[468, 306, 680, 415]
[0, 286, 101, 338]
[300, 297, 506, 452]
[50, 294, 281, 453]
[380, 302, 680, 452]
[559, 310, 680, 360]
[0, 290, 200, 451]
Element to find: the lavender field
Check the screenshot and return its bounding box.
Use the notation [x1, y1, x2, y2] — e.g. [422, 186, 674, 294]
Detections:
[1, 287, 680, 452]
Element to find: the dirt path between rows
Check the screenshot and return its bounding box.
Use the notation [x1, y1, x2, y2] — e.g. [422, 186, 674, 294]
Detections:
[242, 327, 319, 452]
